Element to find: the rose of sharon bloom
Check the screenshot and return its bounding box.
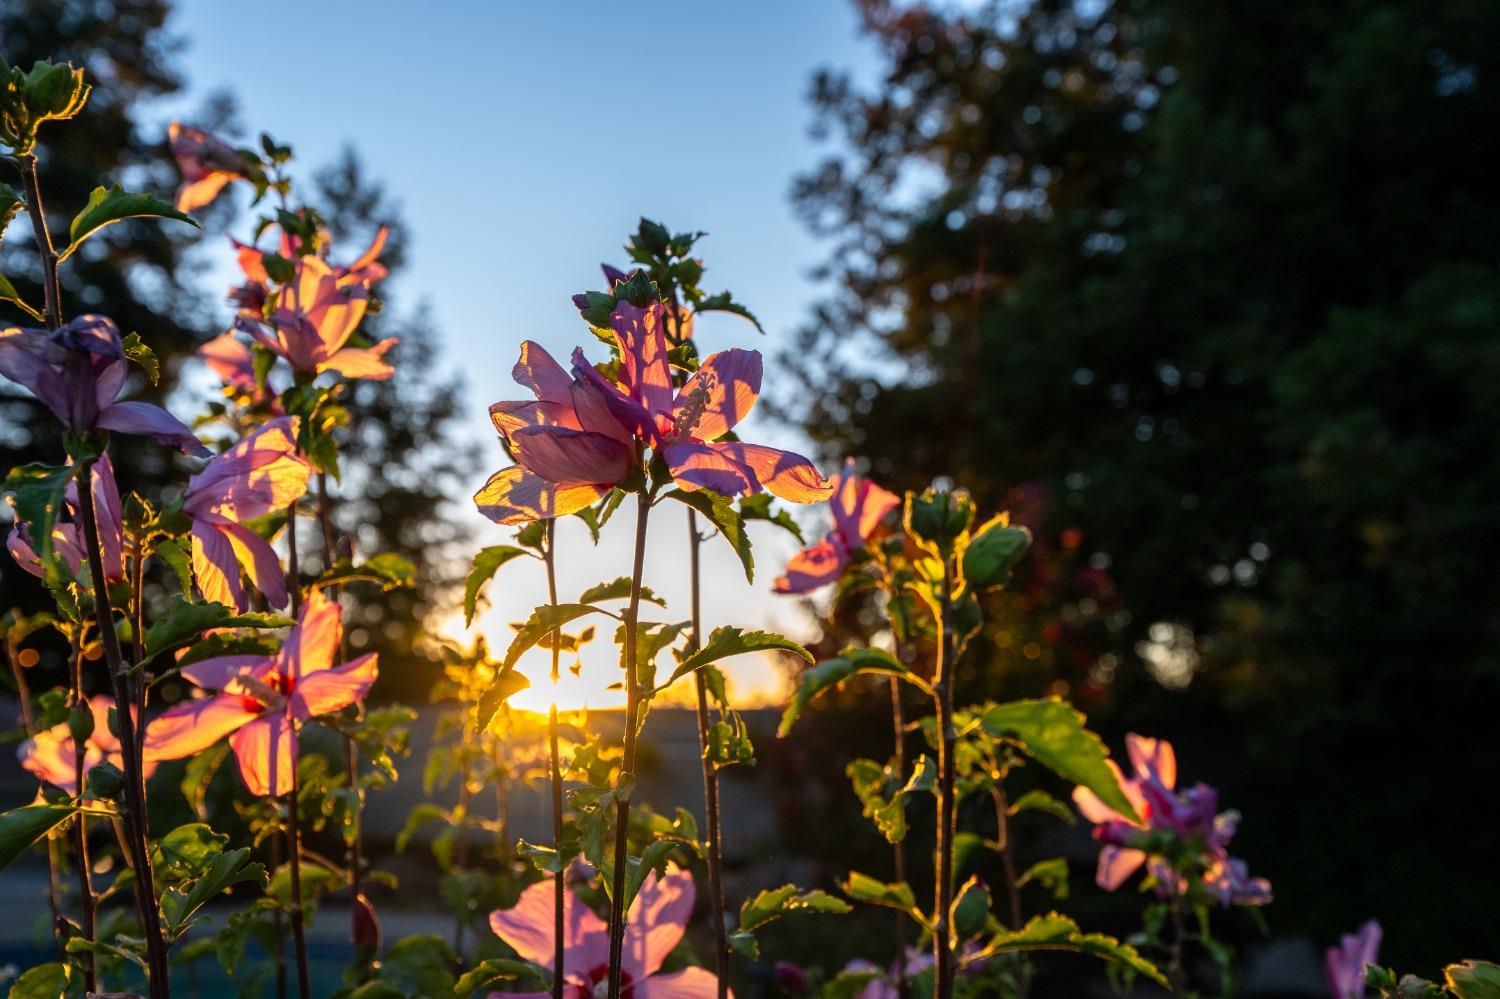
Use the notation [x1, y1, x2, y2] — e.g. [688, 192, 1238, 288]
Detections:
[576, 300, 831, 502]
[1325, 920, 1380, 999]
[198, 333, 282, 411]
[8, 453, 124, 584]
[183, 417, 311, 612]
[488, 863, 725, 999]
[228, 224, 390, 315]
[235, 254, 396, 381]
[169, 122, 252, 212]
[0, 315, 207, 455]
[474, 340, 640, 524]
[18, 695, 156, 795]
[774, 459, 900, 593]
[144, 589, 377, 796]
[1073, 734, 1270, 905]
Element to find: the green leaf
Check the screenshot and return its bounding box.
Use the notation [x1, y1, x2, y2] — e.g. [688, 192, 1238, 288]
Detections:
[840, 871, 926, 925]
[1016, 857, 1070, 901]
[144, 596, 292, 659]
[160, 846, 266, 939]
[951, 875, 991, 939]
[0, 272, 44, 323]
[972, 912, 1167, 987]
[154, 535, 193, 596]
[379, 934, 456, 996]
[663, 625, 811, 689]
[315, 553, 417, 592]
[738, 493, 805, 543]
[120, 331, 160, 385]
[664, 488, 754, 581]
[579, 577, 665, 607]
[476, 667, 531, 731]
[1008, 788, 1077, 824]
[1447, 961, 1500, 999]
[0, 183, 23, 244]
[693, 290, 764, 333]
[732, 884, 852, 955]
[4, 462, 77, 584]
[503, 603, 614, 670]
[962, 515, 1032, 590]
[0, 804, 75, 872]
[979, 698, 1141, 823]
[454, 959, 549, 998]
[463, 545, 530, 626]
[847, 758, 911, 843]
[63, 184, 197, 261]
[5, 962, 68, 999]
[778, 647, 930, 737]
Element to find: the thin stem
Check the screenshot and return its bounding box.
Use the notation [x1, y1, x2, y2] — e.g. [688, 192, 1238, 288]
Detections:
[544, 520, 565, 999]
[77, 459, 171, 999]
[889, 673, 911, 986]
[452, 750, 473, 959]
[287, 762, 312, 999]
[687, 512, 729, 999]
[71, 634, 97, 994]
[932, 554, 957, 999]
[606, 492, 652, 999]
[18, 154, 62, 329]
[1168, 894, 1187, 993]
[989, 786, 1022, 928]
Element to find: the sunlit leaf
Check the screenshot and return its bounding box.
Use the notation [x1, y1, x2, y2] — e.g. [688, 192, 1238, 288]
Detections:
[663, 625, 811, 689]
[144, 596, 292, 659]
[463, 545, 530, 626]
[730, 884, 851, 957]
[0, 272, 44, 323]
[979, 698, 1140, 823]
[503, 603, 615, 670]
[971, 912, 1167, 987]
[63, 184, 197, 261]
[778, 647, 931, 737]
[315, 553, 418, 593]
[455, 959, 550, 998]
[1447, 961, 1500, 999]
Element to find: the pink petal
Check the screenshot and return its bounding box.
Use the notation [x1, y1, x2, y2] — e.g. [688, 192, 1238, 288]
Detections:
[1126, 734, 1177, 789]
[1071, 761, 1145, 826]
[513, 341, 575, 407]
[96, 401, 209, 455]
[1096, 846, 1147, 891]
[192, 521, 248, 612]
[176, 173, 234, 213]
[0, 328, 70, 422]
[489, 876, 609, 973]
[663, 441, 756, 497]
[291, 653, 377, 720]
[632, 968, 724, 999]
[184, 416, 310, 522]
[85, 453, 126, 583]
[199, 332, 256, 390]
[230, 237, 270, 283]
[180, 654, 269, 691]
[143, 693, 259, 763]
[710, 443, 832, 503]
[773, 538, 849, 595]
[341, 225, 389, 286]
[473, 467, 609, 525]
[320, 341, 398, 381]
[569, 377, 633, 445]
[18, 726, 99, 794]
[217, 520, 290, 611]
[623, 866, 695, 979]
[512, 426, 634, 486]
[572, 348, 658, 445]
[489, 400, 582, 439]
[230, 714, 297, 796]
[281, 589, 343, 681]
[830, 460, 901, 547]
[611, 301, 675, 420]
[673, 348, 762, 442]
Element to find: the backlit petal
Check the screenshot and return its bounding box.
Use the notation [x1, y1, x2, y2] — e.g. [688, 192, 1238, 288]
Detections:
[773, 538, 849, 594]
[291, 653, 377, 719]
[489, 876, 609, 973]
[230, 714, 297, 796]
[144, 694, 259, 763]
[192, 521, 247, 612]
[320, 340, 398, 381]
[709, 443, 832, 503]
[572, 347, 657, 444]
[1096, 846, 1147, 891]
[633, 968, 723, 999]
[674, 348, 761, 441]
[513, 340, 575, 406]
[96, 401, 209, 455]
[1126, 734, 1176, 789]
[281, 589, 343, 681]
[184, 416, 310, 522]
[180, 654, 269, 691]
[512, 426, 633, 486]
[830, 460, 901, 547]
[611, 301, 675, 420]
[624, 866, 695, 979]
[663, 441, 756, 497]
[219, 521, 289, 611]
[474, 467, 608, 525]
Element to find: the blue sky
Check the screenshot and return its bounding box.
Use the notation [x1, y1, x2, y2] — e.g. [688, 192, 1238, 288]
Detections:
[160, 1, 881, 706]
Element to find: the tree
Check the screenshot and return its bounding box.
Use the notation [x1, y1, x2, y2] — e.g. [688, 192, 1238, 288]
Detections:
[791, 0, 1500, 964]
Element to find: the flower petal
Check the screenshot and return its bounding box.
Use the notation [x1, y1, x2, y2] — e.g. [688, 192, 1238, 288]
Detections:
[572, 347, 657, 445]
[511, 426, 633, 486]
[632, 968, 724, 999]
[0, 327, 71, 422]
[185, 417, 310, 523]
[291, 653, 377, 720]
[281, 588, 343, 681]
[1126, 734, 1176, 789]
[513, 341, 575, 407]
[611, 301, 675, 420]
[489, 876, 609, 973]
[230, 714, 297, 797]
[192, 521, 247, 612]
[180, 654, 270, 691]
[773, 538, 849, 595]
[708, 442, 833, 503]
[489, 400, 581, 439]
[96, 401, 209, 456]
[1096, 846, 1147, 891]
[144, 693, 259, 763]
[320, 340, 398, 381]
[663, 441, 756, 497]
[830, 460, 901, 548]
[218, 520, 290, 611]
[623, 866, 695, 979]
[473, 467, 608, 525]
[674, 348, 762, 441]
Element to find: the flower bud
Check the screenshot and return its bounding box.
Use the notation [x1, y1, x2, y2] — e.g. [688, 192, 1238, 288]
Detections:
[352, 893, 381, 956]
[904, 486, 976, 556]
[86, 761, 125, 801]
[962, 515, 1032, 589]
[67, 702, 94, 744]
[773, 961, 809, 995]
[0, 60, 90, 153]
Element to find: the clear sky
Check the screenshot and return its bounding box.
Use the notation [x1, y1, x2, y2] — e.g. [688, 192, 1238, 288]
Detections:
[159, 1, 880, 708]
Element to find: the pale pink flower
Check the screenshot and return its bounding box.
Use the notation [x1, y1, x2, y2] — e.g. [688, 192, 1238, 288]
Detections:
[183, 417, 310, 611]
[7, 453, 124, 584]
[1325, 920, 1381, 999]
[199, 332, 280, 410]
[774, 459, 900, 593]
[169, 122, 252, 212]
[144, 589, 377, 796]
[18, 695, 156, 795]
[488, 863, 724, 999]
[235, 253, 396, 381]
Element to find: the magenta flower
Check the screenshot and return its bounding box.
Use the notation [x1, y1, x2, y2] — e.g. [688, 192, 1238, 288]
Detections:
[18, 695, 157, 795]
[183, 417, 311, 611]
[775, 459, 900, 594]
[488, 863, 723, 999]
[7, 452, 123, 584]
[475, 340, 640, 524]
[576, 300, 831, 503]
[0, 315, 207, 455]
[169, 122, 252, 213]
[1325, 920, 1381, 999]
[199, 332, 281, 410]
[235, 254, 396, 381]
[144, 589, 377, 796]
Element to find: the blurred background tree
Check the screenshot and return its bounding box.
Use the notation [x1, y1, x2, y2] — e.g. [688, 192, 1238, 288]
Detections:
[0, 0, 469, 702]
[788, 0, 1500, 967]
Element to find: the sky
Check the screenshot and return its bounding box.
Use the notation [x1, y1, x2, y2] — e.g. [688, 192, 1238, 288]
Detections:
[160, 0, 882, 709]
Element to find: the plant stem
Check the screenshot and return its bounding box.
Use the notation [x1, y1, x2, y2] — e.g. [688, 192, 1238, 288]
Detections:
[544, 519, 565, 999]
[70, 633, 97, 994]
[889, 674, 910, 975]
[990, 784, 1029, 998]
[286, 763, 312, 999]
[605, 492, 652, 999]
[77, 459, 171, 998]
[271, 833, 288, 999]
[1168, 893, 1187, 993]
[18, 154, 62, 329]
[932, 553, 957, 999]
[686, 512, 730, 999]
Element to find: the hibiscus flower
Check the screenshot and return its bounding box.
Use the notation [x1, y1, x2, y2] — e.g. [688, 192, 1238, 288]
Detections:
[18, 695, 156, 795]
[774, 459, 900, 593]
[168, 122, 254, 212]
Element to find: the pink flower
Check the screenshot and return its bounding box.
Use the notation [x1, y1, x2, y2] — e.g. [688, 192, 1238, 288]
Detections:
[774, 459, 900, 593]
[227, 225, 389, 316]
[235, 253, 396, 381]
[1325, 920, 1380, 999]
[169, 122, 253, 212]
[144, 589, 377, 796]
[0, 315, 207, 454]
[18, 695, 156, 795]
[488, 863, 724, 999]
[183, 417, 311, 611]
[7, 453, 123, 584]
[199, 332, 281, 410]
[474, 340, 640, 524]
[576, 300, 831, 503]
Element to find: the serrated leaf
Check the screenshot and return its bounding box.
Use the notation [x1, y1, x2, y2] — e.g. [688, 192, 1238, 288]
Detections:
[144, 596, 292, 658]
[663, 625, 811, 689]
[476, 667, 530, 731]
[0, 804, 76, 872]
[0, 183, 23, 243]
[579, 576, 666, 607]
[1008, 788, 1076, 824]
[161, 846, 266, 939]
[1016, 857, 1070, 901]
[664, 488, 753, 581]
[738, 493, 805, 543]
[315, 553, 417, 592]
[778, 647, 928, 737]
[454, 959, 549, 998]
[979, 698, 1140, 824]
[973, 912, 1167, 987]
[503, 603, 614, 670]
[693, 290, 764, 333]
[5, 962, 69, 999]
[463, 545, 530, 626]
[120, 331, 160, 385]
[3, 462, 76, 586]
[739, 885, 851, 944]
[840, 871, 926, 925]
[1447, 962, 1500, 999]
[63, 184, 197, 260]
